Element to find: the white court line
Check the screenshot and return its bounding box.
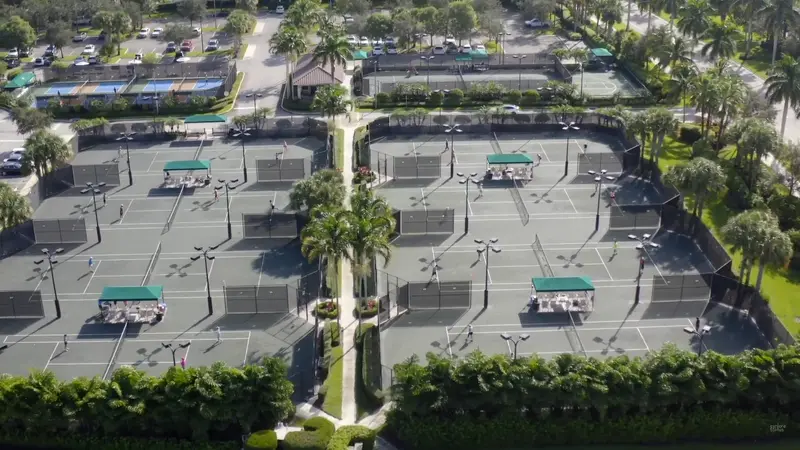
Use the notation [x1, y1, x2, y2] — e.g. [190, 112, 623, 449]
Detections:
[7, 338, 250, 345]
[465, 324, 687, 335]
[505, 338, 512, 355]
[518, 348, 650, 356]
[637, 327, 650, 352]
[223, 197, 235, 223]
[537, 143, 551, 161]
[420, 188, 427, 211]
[125, 209, 174, 213]
[183, 342, 192, 364]
[272, 191, 278, 209]
[467, 195, 473, 216]
[430, 247, 437, 271]
[46, 362, 108, 366]
[563, 189, 578, 213]
[444, 327, 453, 358]
[42, 343, 59, 371]
[204, 258, 216, 292]
[595, 248, 614, 280]
[256, 253, 265, 287]
[645, 247, 666, 282]
[118, 200, 133, 224]
[5, 331, 250, 337]
[243, 331, 251, 366]
[481, 251, 493, 285]
[82, 260, 102, 294]
[451, 319, 687, 330]
[687, 318, 709, 353]
[146, 152, 160, 172]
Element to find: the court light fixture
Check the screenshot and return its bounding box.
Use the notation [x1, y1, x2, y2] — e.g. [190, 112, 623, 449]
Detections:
[457, 172, 478, 234]
[34, 248, 64, 319]
[80, 182, 107, 243]
[588, 168, 611, 231]
[476, 238, 501, 309]
[683, 325, 711, 356]
[216, 178, 239, 240]
[162, 342, 192, 366]
[445, 125, 462, 178]
[559, 121, 579, 177]
[116, 132, 136, 186]
[500, 333, 530, 360]
[191, 245, 219, 316]
[232, 128, 252, 183]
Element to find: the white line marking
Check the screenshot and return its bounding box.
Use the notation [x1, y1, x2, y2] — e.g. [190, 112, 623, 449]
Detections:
[46, 362, 109, 366]
[563, 189, 578, 213]
[146, 152, 159, 172]
[467, 194, 473, 216]
[444, 327, 453, 358]
[506, 338, 512, 356]
[82, 260, 102, 294]
[595, 248, 614, 280]
[204, 258, 216, 292]
[5, 331, 250, 337]
[481, 252, 492, 285]
[7, 338, 250, 345]
[637, 327, 650, 352]
[118, 200, 133, 224]
[537, 143, 551, 161]
[256, 253, 265, 287]
[243, 331, 251, 366]
[42, 343, 59, 371]
[517, 348, 650, 356]
[223, 197, 235, 223]
[465, 324, 688, 335]
[420, 188, 427, 211]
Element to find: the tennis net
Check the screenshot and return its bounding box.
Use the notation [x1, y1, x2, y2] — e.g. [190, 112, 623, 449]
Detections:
[511, 179, 529, 226]
[162, 185, 184, 234]
[491, 132, 503, 154]
[532, 234, 554, 277]
[566, 311, 588, 357]
[142, 241, 162, 286]
[103, 321, 127, 380]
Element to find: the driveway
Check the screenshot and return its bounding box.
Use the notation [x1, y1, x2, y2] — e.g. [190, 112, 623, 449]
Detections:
[233, 12, 287, 115]
[501, 13, 566, 55]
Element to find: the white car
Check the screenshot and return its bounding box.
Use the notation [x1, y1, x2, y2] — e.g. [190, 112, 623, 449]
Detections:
[346, 35, 358, 46]
[138, 27, 150, 38]
[7, 48, 19, 58]
[444, 36, 455, 45]
[475, 44, 486, 51]
[359, 36, 369, 47]
[433, 46, 446, 55]
[525, 19, 550, 28]
[343, 14, 354, 23]
[372, 38, 383, 46]
[192, 27, 201, 36]
[151, 27, 163, 38]
[3, 153, 23, 164]
[384, 37, 395, 45]
[460, 44, 472, 53]
[372, 45, 383, 56]
[207, 39, 219, 51]
[276, 5, 284, 13]
[386, 44, 398, 54]
[10, 148, 25, 157]
[81, 44, 95, 54]
[33, 57, 46, 67]
[499, 104, 521, 114]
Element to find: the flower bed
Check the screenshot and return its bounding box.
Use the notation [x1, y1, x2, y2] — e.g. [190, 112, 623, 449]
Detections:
[314, 300, 340, 319]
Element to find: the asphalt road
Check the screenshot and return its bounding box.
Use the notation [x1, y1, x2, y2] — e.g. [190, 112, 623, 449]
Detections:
[233, 12, 287, 115]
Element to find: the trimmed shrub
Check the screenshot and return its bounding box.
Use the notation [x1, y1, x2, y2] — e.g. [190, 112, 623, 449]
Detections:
[245, 430, 278, 450]
[446, 88, 464, 106]
[355, 298, 379, 319]
[427, 90, 444, 106]
[375, 92, 390, 107]
[520, 90, 541, 106]
[321, 321, 340, 376]
[355, 323, 374, 345]
[315, 301, 340, 319]
[303, 417, 336, 441]
[326, 425, 376, 450]
[283, 430, 328, 450]
[6, 68, 23, 81]
[361, 325, 383, 404]
[678, 124, 702, 144]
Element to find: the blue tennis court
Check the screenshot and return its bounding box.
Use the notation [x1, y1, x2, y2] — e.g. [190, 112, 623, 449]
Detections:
[193, 79, 223, 90]
[45, 82, 81, 95]
[91, 81, 127, 94]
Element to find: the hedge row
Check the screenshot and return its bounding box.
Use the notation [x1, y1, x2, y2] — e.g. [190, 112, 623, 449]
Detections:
[284, 417, 336, 450]
[244, 430, 278, 450]
[326, 426, 376, 450]
[360, 325, 384, 405]
[315, 301, 340, 319]
[321, 321, 340, 376]
[0, 432, 238, 450]
[388, 409, 800, 450]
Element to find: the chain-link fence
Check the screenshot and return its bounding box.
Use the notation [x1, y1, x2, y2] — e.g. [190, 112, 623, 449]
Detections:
[362, 53, 555, 74]
[660, 204, 732, 272]
[0, 222, 35, 258]
[72, 164, 121, 186]
[398, 209, 455, 234]
[255, 158, 308, 182]
[407, 281, 472, 309]
[608, 204, 661, 230]
[32, 219, 88, 244]
[0, 291, 45, 318]
[578, 152, 624, 174]
[242, 213, 298, 239]
[223, 272, 321, 316]
[44, 60, 235, 82]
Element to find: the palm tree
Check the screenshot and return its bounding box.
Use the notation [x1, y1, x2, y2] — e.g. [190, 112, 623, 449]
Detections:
[645, 107, 680, 167]
[23, 129, 71, 178]
[654, 36, 694, 69]
[700, 21, 739, 61]
[301, 206, 352, 323]
[689, 73, 720, 137]
[0, 184, 32, 230]
[732, 0, 766, 60]
[348, 189, 395, 298]
[312, 33, 351, 87]
[677, 0, 713, 52]
[663, 0, 686, 30]
[269, 26, 307, 100]
[666, 63, 698, 122]
[722, 210, 777, 285]
[780, 140, 800, 194]
[735, 118, 779, 187]
[713, 75, 746, 148]
[623, 111, 651, 172]
[284, 0, 321, 35]
[754, 226, 792, 291]
[662, 157, 725, 227]
[765, 55, 800, 139]
[311, 86, 349, 118]
[288, 168, 346, 212]
[758, 0, 800, 66]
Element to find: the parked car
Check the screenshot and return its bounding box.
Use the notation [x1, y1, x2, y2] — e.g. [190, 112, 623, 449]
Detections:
[432, 45, 446, 55]
[445, 43, 459, 53]
[88, 55, 102, 64]
[72, 32, 88, 42]
[444, 36, 456, 45]
[151, 27, 163, 38]
[10, 148, 25, 157]
[372, 38, 383, 46]
[98, 31, 107, 41]
[347, 35, 358, 46]
[384, 37, 396, 45]
[138, 28, 150, 38]
[1, 160, 23, 176]
[192, 27, 201, 36]
[207, 39, 219, 51]
[166, 41, 177, 53]
[180, 40, 194, 52]
[359, 36, 369, 47]
[276, 5, 284, 13]
[460, 44, 472, 53]
[525, 18, 550, 28]
[372, 45, 383, 56]
[5, 58, 20, 68]
[343, 14, 354, 23]
[498, 104, 521, 114]
[475, 44, 486, 52]
[73, 56, 89, 66]
[19, 48, 30, 57]
[34, 57, 47, 67]
[44, 45, 56, 56]
[386, 44, 398, 55]
[82, 44, 95, 54]
[7, 48, 18, 58]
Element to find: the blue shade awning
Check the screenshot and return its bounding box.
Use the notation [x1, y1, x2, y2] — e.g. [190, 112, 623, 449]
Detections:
[163, 160, 211, 171]
[532, 277, 595, 292]
[100, 286, 163, 301]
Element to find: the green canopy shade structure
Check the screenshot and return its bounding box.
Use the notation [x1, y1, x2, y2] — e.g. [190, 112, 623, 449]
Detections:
[184, 114, 226, 124]
[532, 276, 595, 292]
[455, 54, 472, 62]
[591, 48, 613, 58]
[487, 154, 534, 165]
[100, 286, 163, 302]
[163, 160, 211, 171]
[352, 50, 369, 60]
[469, 49, 489, 58]
[4, 72, 35, 90]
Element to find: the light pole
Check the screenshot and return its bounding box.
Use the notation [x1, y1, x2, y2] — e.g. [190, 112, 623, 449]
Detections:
[476, 237, 501, 309]
[628, 233, 661, 304]
[500, 332, 530, 360]
[588, 169, 614, 231]
[245, 92, 263, 111]
[371, 57, 380, 109]
[34, 247, 64, 319]
[559, 121, 579, 177]
[444, 124, 462, 179]
[232, 128, 251, 183]
[80, 181, 106, 243]
[216, 178, 238, 240]
[161, 342, 191, 366]
[191, 245, 219, 315]
[512, 55, 526, 90]
[497, 32, 511, 64]
[116, 132, 135, 186]
[683, 325, 711, 356]
[578, 62, 585, 97]
[458, 172, 478, 234]
[420, 55, 434, 87]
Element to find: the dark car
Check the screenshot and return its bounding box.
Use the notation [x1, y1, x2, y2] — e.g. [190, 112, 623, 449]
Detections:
[165, 41, 177, 53]
[98, 31, 107, 41]
[19, 48, 31, 57]
[44, 45, 56, 57]
[4, 57, 20, 68]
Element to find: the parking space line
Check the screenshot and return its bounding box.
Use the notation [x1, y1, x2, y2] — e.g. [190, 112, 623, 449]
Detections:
[636, 327, 650, 352]
[82, 260, 102, 294]
[595, 248, 613, 280]
[42, 343, 59, 371]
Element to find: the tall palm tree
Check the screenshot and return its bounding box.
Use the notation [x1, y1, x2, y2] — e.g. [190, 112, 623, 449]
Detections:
[666, 63, 698, 122]
[269, 26, 308, 100]
[646, 107, 680, 167]
[312, 33, 351, 89]
[733, 0, 766, 60]
[23, 129, 71, 178]
[758, 0, 800, 66]
[721, 210, 776, 286]
[677, 0, 713, 52]
[654, 36, 694, 69]
[0, 184, 32, 230]
[754, 226, 792, 291]
[735, 118, 779, 187]
[663, 0, 686, 30]
[301, 206, 352, 322]
[713, 75, 746, 148]
[624, 111, 651, 172]
[765, 55, 800, 139]
[284, 0, 321, 35]
[689, 73, 721, 137]
[662, 157, 725, 227]
[348, 189, 395, 298]
[700, 21, 740, 61]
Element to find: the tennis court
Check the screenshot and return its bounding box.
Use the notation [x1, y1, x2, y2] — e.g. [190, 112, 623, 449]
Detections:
[125, 78, 225, 94]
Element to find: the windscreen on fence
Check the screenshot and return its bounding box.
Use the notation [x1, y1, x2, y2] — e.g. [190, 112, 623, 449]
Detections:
[72, 164, 121, 186]
[608, 204, 661, 230]
[407, 281, 471, 309]
[242, 213, 298, 239]
[256, 158, 309, 182]
[399, 209, 455, 234]
[0, 221, 35, 257]
[394, 156, 441, 179]
[32, 219, 88, 244]
[0, 290, 45, 318]
[578, 152, 624, 174]
[223, 285, 291, 314]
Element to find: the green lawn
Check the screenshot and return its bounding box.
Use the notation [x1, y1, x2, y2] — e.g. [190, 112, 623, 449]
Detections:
[321, 344, 344, 419]
[335, 128, 345, 170]
[654, 136, 800, 336]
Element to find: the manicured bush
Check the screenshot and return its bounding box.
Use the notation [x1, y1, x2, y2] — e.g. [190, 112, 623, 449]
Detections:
[283, 430, 328, 450]
[315, 301, 340, 319]
[355, 323, 374, 345]
[678, 124, 703, 144]
[446, 88, 464, 106]
[325, 320, 340, 346]
[321, 344, 344, 418]
[245, 430, 278, 450]
[6, 68, 23, 81]
[520, 89, 541, 106]
[326, 426, 376, 450]
[568, 32, 582, 40]
[361, 325, 383, 404]
[321, 321, 340, 375]
[427, 90, 444, 106]
[375, 92, 390, 107]
[505, 89, 522, 105]
[355, 298, 379, 319]
[303, 417, 336, 441]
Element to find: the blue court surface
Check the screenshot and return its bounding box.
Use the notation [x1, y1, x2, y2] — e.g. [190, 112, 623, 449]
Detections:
[92, 81, 127, 94]
[45, 82, 81, 95]
[193, 79, 223, 90]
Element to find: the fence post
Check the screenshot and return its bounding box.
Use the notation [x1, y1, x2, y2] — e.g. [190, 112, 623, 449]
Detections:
[223, 281, 227, 314]
[377, 156, 381, 184]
